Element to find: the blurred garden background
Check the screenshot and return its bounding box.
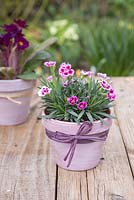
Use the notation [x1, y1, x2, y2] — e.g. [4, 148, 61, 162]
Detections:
[0, 0, 134, 76]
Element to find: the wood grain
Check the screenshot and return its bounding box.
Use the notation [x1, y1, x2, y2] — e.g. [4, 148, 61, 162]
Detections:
[0, 109, 56, 200]
[87, 113, 134, 200]
[57, 169, 88, 200]
[113, 77, 134, 175]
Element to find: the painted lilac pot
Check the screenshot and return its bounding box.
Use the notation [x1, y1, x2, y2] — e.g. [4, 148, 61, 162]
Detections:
[42, 117, 112, 171]
[0, 79, 35, 125]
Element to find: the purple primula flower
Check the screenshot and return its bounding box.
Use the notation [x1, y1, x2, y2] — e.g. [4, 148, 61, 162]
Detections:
[3, 23, 18, 33]
[16, 36, 29, 50]
[107, 89, 116, 101]
[44, 61, 56, 67]
[67, 96, 78, 105]
[77, 101, 88, 110]
[38, 86, 52, 97]
[47, 75, 53, 82]
[0, 19, 30, 74]
[0, 33, 11, 46]
[14, 19, 27, 28]
[100, 80, 111, 90]
[59, 62, 74, 78]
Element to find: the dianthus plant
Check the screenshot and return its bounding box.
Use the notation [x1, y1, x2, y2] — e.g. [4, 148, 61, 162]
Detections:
[38, 61, 116, 123]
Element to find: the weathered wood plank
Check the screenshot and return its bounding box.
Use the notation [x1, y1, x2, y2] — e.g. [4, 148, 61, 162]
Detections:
[87, 114, 134, 200]
[57, 169, 88, 200]
[113, 77, 134, 175]
[0, 108, 56, 200]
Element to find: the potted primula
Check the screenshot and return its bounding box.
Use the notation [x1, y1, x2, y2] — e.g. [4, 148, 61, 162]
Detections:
[38, 62, 116, 171]
[0, 19, 56, 125]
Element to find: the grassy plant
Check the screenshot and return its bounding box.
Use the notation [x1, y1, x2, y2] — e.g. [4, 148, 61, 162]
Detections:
[80, 19, 134, 76]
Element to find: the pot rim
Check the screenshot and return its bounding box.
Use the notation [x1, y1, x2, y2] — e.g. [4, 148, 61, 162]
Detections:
[0, 79, 35, 92]
[42, 113, 112, 126]
[0, 79, 33, 83]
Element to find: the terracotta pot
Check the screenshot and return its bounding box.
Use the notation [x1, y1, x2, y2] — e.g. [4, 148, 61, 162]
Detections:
[0, 79, 35, 125]
[42, 117, 112, 171]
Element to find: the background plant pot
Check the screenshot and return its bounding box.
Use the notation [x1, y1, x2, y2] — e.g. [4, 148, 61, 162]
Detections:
[0, 79, 35, 125]
[42, 118, 112, 171]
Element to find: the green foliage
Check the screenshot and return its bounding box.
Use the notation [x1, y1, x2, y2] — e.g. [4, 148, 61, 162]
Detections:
[0, 67, 16, 80]
[18, 72, 39, 80]
[80, 19, 134, 76]
[1, 0, 134, 24]
[39, 19, 134, 76]
[17, 37, 57, 80]
[1, 1, 134, 76]
[39, 65, 115, 123]
[45, 19, 81, 66]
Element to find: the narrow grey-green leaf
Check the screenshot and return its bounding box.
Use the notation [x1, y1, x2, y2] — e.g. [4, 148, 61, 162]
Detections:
[95, 111, 116, 119]
[77, 110, 85, 121]
[67, 109, 79, 117]
[86, 112, 94, 123]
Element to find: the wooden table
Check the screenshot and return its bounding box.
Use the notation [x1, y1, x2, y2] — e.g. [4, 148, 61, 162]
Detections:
[0, 77, 134, 200]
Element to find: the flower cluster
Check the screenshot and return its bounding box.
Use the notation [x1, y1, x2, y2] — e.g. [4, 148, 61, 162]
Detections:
[0, 19, 29, 75]
[39, 61, 116, 122]
[107, 89, 116, 101]
[99, 76, 116, 101]
[0, 20, 55, 80]
[0, 19, 29, 50]
[67, 96, 87, 110]
[59, 63, 74, 78]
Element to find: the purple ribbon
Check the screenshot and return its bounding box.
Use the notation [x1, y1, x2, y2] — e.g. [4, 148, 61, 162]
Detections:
[46, 121, 109, 167]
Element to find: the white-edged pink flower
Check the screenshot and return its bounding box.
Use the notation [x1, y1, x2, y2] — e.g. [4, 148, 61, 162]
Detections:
[47, 75, 53, 82]
[81, 70, 89, 75]
[100, 80, 111, 90]
[81, 70, 94, 77]
[97, 72, 107, 78]
[44, 61, 56, 67]
[107, 89, 116, 101]
[38, 86, 52, 97]
[59, 62, 74, 78]
[97, 72, 110, 80]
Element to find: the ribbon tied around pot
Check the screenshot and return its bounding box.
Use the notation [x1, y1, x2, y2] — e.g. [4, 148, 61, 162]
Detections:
[46, 121, 109, 167]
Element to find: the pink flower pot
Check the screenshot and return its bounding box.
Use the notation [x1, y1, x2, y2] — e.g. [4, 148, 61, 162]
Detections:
[42, 118, 112, 171]
[0, 79, 35, 125]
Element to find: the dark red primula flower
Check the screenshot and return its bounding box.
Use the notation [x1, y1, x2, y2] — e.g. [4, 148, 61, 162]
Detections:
[14, 19, 27, 29]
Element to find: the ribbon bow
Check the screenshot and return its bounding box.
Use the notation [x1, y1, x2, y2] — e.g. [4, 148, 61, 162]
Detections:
[46, 121, 108, 167]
